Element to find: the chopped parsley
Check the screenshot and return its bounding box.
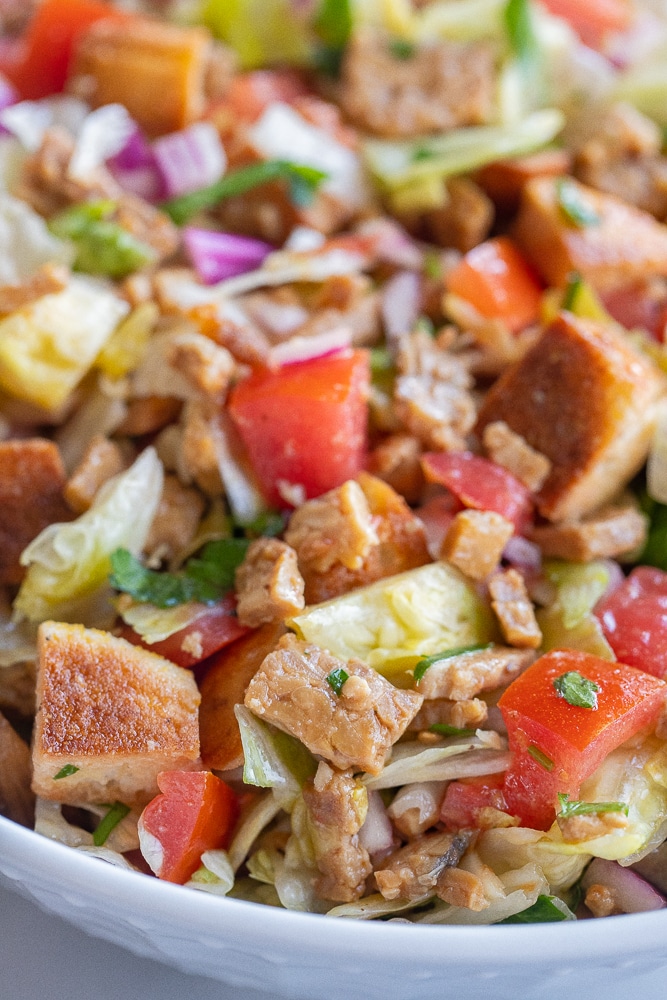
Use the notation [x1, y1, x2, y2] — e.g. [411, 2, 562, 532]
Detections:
[414, 644, 493, 684]
[556, 177, 601, 228]
[93, 801, 131, 847]
[53, 764, 80, 780]
[326, 667, 350, 695]
[163, 160, 328, 225]
[505, 0, 539, 71]
[312, 0, 353, 75]
[553, 670, 600, 710]
[109, 538, 249, 608]
[557, 794, 629, 819]
[561, 271, 583, 311]
[389, 38, 416, 60]
[527, 744, 554, 771]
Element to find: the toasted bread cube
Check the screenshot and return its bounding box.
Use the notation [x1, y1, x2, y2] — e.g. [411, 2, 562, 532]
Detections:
[476, 313, 665, 521]
[32, 622, 200, 807]
[514, 175, 667, 291]
[0, 439, 71, 585]
[70, 18, 212, 137]
[440, 509, 514, 581]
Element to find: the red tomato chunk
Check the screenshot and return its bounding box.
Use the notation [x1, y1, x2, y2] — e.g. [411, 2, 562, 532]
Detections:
[421, 450, 533, 533]
[228, 348, 370, 507]
[595, 567, 667, 680]
[139, 770, 238, 884]
[498, 649, 667, 830]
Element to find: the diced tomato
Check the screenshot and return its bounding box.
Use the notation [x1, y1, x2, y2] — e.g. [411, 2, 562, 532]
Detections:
[0, 0, 128, 100]
[540, 0, 634, 49]
[119, 595, 250, 669]
[440, 775, 510, 831]
[138, 770, 238, 884]
[595, 567, 667, 679]
[421, 450, 533, 534]
[602, 282, 667, 342]
[498, 649, 667, 830]
[228, 349, 370, 507]
[444, 236, 543, 333]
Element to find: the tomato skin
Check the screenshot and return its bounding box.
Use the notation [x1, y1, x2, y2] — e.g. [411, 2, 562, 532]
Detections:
[119, 596, 250, 669]
[498, 649, 667, 830]
[444, 237, 543, 333]
[540, 0, 633, 49]
[139, 770, 238, 884]
[421, 450, 533, 533]
[595, 567, 667, 679]
[440, 776, 510, 831]
[0, 0, 127, 99]
[228, 349, 370, 507]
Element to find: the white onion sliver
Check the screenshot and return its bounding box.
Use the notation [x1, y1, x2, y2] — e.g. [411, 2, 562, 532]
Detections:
[153, 121, 226, 199]
[0, 100, 52, 151]
[502, 534, 542, 574]
[267, 326, 352, 367]
[381, 270, 421, 345]
[359, 790, 394, 857]
[582, 857, 667, 913]
[68, 103, 135, 179]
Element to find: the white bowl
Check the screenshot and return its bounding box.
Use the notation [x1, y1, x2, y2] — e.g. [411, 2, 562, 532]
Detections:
[1, 813, 667, 1000]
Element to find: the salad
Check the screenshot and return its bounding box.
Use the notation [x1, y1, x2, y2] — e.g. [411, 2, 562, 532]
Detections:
[3, 0, 667, 926]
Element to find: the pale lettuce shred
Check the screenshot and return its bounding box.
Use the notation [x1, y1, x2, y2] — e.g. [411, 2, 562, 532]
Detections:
[227, 792, 283, 873]
[363, 733, 510, 791]
[413, 863, 552, 925]
[0, 193, 74, 285]
[187, 850, 236, 895]
[536, 559, 617, 659]
[118, 600, 214, 644]
[34, 797, 140, 854]
[15, 447, 164, 627]
[234, 704, 317, 808]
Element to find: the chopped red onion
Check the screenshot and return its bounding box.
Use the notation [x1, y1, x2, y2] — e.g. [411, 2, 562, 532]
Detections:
[359, 789, 395, 859]
[68, 104, 135, 180]
[267, 326, 352, 368]
[153, 121, 226, 199]
[502, 534, 542, 574]
[357, 217, 424, 270]
[183, 227, 273, 285]
[582, 857, 667, 914]
[381, 270, 422, 347]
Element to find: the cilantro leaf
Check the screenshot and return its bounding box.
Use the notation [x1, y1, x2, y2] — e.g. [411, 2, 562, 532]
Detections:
[527, 744, 554, 771]
[505, 0, 539, 71]
[54, 764, 79, 780]
[557, 794, 629, 819]
[93, 801, 131, 847]
[428, 724, 477, 738]
[414, 644, 493, 684]
[389, 38, 415, 60]
[553, 670, 600, 710]
[498, 894, 571, 923]
[163, 160, 328, 225]
[326, 667, 349, 695]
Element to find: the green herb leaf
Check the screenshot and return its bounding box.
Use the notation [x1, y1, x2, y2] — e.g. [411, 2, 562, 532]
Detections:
[163, 159, 328, 225]
[414, 644, 493, 684]
[527, 744, 554, 771]
[53, 764, 79, 780]
[553, 670, 600, 710]
[389, 38, 415, 60]
[498, 894, 571, 923]
[556, 178, 601, 228]
[557, 793, 629, 819]
[505, 0, 539, 67]
[237, 510, 286, 539]
[312, 0, 352, 74]
[49, 201, 156, 278]
[93, 801, 131, 846]
[428, 723, 477, 738]
[109, 538, 249, 608]
[561, 271, 583, 311]
[327, 667, 349, 695]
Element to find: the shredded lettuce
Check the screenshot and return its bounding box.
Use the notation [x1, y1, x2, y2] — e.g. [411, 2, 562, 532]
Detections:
[0, 192, 73, 284]
[363, 733, 509, 790]
[235, 705, 317, 807]
[536, 559, 617, 659]
[15, 448, 164, 626]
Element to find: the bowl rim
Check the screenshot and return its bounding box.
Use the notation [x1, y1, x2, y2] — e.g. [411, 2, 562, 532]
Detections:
[2, 814, 667, 967]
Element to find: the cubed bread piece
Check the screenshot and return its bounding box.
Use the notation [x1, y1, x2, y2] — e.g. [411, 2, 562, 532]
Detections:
[0, 438, 72, 585]
[476, 312, 665, 521]
[32, 622, 201, 806]
[513, 175, 667, 291]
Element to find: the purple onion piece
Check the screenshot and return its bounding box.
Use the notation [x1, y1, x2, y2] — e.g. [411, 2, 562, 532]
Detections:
[183, 227, 273, 285]
[153, 121, 226, 200]
[581, 857, 667, 914]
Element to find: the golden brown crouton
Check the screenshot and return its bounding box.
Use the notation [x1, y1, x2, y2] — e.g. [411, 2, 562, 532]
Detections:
[476, 313, 665, 521]
[487, 569, 542, 650]
[32, 622, 201, 807]
[0, 439, 72, 585]
[69, 17, 212, 137]
[440, 509, 514, 581]
[513, 175, 667, 291]
[528, 503, 647, 562]
[482, 421, 552, 493]
[199, 622, 286, 772]
[64, 435, 127, 514]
